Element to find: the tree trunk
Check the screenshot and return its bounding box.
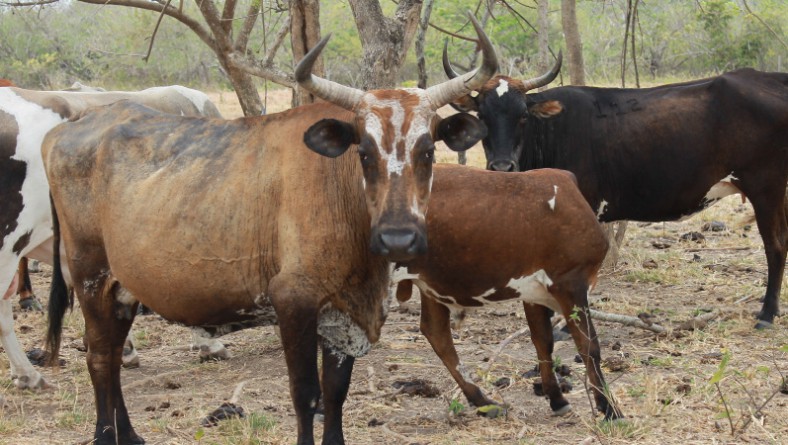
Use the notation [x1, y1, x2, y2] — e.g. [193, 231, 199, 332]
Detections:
[348, 0, 423, 89]
[290, 0, 322, 106]
[537, 0, 550, 92]
[560, 0, 585, 86]
[220, 56, 264, 117]
[415, 0, 435, 89]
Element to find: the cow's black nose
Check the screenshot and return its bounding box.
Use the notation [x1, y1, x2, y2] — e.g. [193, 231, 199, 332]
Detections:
[380, 229, 417, 253]
[488, 160, 517, 172]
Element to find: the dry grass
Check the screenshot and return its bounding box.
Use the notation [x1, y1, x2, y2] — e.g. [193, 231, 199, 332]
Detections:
[1, 91, 786, 445]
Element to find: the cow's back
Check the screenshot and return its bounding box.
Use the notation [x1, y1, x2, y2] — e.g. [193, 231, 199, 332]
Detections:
[409, 164, 607, 297]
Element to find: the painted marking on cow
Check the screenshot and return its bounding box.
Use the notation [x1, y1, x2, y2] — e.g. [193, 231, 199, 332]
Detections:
[596, 200, 609, 219]
[496, 79, 509, 97]
[548, 185, 559, 211]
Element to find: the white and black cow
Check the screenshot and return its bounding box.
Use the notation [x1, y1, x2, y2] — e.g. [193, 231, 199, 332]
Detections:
[0, 85, 222, 389]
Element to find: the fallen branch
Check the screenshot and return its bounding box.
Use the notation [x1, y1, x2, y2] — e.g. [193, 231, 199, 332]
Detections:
[589, 309, 720, 334]
[483, 325, 530, 372]
[229, 380, 247, 404]
[381, 424, 413, 444]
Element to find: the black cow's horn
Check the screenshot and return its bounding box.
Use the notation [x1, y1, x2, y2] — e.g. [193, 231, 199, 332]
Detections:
[442, 39, 460, 80]
[426, 11, 498, 109]
[295, 34, 364, 111]
[520, 51, 563, 92]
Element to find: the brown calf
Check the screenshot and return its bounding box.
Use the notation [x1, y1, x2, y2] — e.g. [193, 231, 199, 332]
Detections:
[394, 164, 621, 420]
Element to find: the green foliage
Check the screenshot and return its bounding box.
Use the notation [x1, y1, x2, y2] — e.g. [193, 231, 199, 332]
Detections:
[448, 397, 465, 415]
[709, 349, 731, 384]
[0, 0, 784, 89]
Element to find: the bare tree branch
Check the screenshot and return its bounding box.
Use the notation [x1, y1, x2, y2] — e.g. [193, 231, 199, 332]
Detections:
[416, 0, 435, 89]
[264, 15, 291, 67]
[142, 0, 173, 63]
[226, 52, 295, 89]
[221, 0, 238, 35]
[234, 1, 261, 53]
[75, 0, 217, 51]
[741, 0, 788, 50]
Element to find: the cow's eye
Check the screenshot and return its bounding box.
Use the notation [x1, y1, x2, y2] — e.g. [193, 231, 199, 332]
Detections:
[359, 152, 368, 162]
[424, 149, 433, 160]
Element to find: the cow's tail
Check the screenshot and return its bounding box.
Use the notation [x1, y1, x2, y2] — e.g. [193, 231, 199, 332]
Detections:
[46, 193, 73, 367]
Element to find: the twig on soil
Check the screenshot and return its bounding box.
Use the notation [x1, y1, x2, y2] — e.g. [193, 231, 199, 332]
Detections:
[483, 326, 530, 372]
[229, 380, 247, 404]
[367, 366, 377, 394]
[589, 309, 667, 333]
[381, 424, 413, 444]
[683, 247, 753, 252]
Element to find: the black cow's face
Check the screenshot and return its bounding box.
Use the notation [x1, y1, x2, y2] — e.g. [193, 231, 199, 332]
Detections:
[452, 76, 564, 172]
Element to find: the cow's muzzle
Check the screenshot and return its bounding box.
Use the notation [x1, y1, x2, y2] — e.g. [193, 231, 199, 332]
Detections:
[487, 159, 519, 172]
[371, 227, 427, 262]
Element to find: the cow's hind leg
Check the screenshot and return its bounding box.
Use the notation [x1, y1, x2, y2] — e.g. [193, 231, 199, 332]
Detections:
[522, 303, 570, 415]
[419, 294, 497, 408]
[745, 185, 788, 328]
[0, 296, 46, 389]
[269, 278, 321, 445]
[78, 273, 143, 445]
[17, 258, 42, 311]
[553, 282, 621, 420]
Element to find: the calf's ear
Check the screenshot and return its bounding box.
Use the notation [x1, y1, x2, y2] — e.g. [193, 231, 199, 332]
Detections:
[304, 119, 359, 158]
[436, 113, 488, 152]
[528, 100, 563, 118]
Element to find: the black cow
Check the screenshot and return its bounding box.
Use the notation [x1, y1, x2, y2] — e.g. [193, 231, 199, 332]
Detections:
[445, 52, 788, 328]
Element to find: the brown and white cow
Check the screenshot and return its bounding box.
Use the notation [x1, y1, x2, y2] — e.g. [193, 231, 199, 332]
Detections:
[0, 84, 223, 389]
[43, 15, 496, 445]
[393, 164, 621, 420]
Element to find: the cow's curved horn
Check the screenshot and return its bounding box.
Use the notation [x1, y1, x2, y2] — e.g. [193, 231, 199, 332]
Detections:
[426, 11, 498, 109]
[520, 51, 563, 92]
[295, 34, 364, 111]
[442, 39, 460, 80]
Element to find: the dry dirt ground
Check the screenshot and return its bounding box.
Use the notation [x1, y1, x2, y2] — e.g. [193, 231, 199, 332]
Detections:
[1, 89, 786, 445]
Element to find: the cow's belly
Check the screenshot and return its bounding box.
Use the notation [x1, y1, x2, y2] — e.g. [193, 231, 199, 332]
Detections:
[598, 175, 744, 222]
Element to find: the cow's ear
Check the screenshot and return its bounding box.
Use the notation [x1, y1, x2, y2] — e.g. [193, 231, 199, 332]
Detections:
[304, 119, 359, 158]
[448, 94, 479, 113]
[436, 113, 488, 152]
[528, 100, 563, 118]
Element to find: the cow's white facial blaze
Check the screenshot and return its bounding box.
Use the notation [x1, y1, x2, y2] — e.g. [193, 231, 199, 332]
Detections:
[496, 79, 510, 97]
[357, 90, 436, 261]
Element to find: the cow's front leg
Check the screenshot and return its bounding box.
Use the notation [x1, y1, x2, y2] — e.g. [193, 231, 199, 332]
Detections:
[320, 342, 355, 445]
[419, 294, 496, 408]
[271, 283, 320, 445]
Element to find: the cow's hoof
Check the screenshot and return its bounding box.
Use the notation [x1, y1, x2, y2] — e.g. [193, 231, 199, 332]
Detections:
[122, 348, 140, 369]
[754, 319, 774, 330]
[476, 404, 507, 418]
[199, 344, 230, 362]
[14, 373, 48, 390]
[18, 296, 43, 312]
[552, 326, 572, 342]
[552, 403, 572, 417]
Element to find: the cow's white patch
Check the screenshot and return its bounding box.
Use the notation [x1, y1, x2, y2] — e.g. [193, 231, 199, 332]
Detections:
[596, 200, 609, 219]
[116, 287, 137, 306]
[363, 92, 433, 181]
[496, 79, 510, 97]
[548, 185, 559, 211]
[704, 173, 741, 202]
[0, 89, 68, 286]
[317, 303, 371, 357]
[503, 269, 560, 312]
[0, 298, 45, 389]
